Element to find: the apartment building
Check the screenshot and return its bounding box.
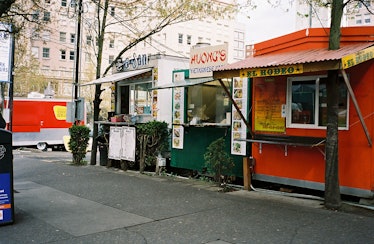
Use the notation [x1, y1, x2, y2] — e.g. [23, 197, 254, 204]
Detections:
[295, 0, 373, 29]
[25, 0, 245, 99]
[345, 0, 373, 26]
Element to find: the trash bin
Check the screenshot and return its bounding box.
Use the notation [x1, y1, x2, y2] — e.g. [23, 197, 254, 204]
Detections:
[99, 143, 108, 166]
[0, 129, 14, 226]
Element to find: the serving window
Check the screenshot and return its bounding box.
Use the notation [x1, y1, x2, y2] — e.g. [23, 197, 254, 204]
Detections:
[117, 81, 152, 115]
[287, 75, 348, 129]
[186, 80, 231, 125]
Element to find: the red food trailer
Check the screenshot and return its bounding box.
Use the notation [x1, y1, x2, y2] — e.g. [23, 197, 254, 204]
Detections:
[214, 26, 374, 200]
[4, 98, 73, 150]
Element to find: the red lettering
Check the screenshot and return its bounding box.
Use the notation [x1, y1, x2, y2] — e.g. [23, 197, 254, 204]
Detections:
[190, 48, 227, 65]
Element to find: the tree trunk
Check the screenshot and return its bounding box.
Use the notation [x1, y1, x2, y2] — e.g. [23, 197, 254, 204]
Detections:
[324, 0, 344, 209]
[90, 84, 102, 165]
[325, 70, 341, 209]
[90, 0, 109, 165]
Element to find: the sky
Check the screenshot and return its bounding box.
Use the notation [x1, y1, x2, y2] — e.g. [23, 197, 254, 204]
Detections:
[239, 1, 297, 44]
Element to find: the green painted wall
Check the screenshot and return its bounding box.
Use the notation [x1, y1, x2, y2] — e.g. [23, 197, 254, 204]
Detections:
[171, 126, 244, 177]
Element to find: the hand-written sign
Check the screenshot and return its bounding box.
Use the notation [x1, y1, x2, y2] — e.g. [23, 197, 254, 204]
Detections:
[254, 78, 286, 133]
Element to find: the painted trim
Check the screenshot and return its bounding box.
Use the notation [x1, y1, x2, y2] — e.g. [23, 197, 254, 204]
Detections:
[253, 174, 373, 199]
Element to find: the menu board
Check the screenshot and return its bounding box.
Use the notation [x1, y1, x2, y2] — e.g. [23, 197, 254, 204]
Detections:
[231, 77, 248, 156]
[120, 126, 136, 161]
[172, 86, 185, 149]
[109, 126, 136, 162]
[109, 127, 122, 160]
[254, 78, 286, 133]
[152, 90, 158, 118]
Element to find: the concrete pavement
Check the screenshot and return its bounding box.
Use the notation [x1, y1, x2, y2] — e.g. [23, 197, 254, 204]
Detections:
[1, 149, 373, 243]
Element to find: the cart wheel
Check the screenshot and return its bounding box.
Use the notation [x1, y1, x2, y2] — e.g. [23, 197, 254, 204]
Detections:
[37, 142, 48, 151]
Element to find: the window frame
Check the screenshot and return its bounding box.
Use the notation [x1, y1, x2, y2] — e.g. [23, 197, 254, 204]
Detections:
[42, 47, 50, 59]
[43, 11, 51, 22]
[69, 50, 75, 60]
[109, 39, 114, 48]
[60, 32, 66, 42]
[60, 49, 66, 60]
[70, 33, 75, 44]
[286, 75, 349, 130]
[187, 35, 191, 45]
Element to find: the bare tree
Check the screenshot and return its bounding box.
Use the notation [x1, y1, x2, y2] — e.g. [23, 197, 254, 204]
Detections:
[87, 0, 241, 165]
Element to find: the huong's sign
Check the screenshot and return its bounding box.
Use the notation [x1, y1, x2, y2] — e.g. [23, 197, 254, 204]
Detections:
[189, 43, 228, 78]
[342, 46, 374, 69]
[241, 64, 303, 78]
[116, 53, 148, 71]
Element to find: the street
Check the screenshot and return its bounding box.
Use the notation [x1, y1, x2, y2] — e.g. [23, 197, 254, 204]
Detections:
[1, 149, 374, 244]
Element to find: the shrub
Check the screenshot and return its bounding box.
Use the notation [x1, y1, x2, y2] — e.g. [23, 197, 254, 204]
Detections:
[204, 137, 235, 184]
[69, 125, 90, 165]
[136, 121, 169, 173]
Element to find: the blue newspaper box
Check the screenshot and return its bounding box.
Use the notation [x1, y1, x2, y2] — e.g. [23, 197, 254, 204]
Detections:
[0, 129, 14, 226]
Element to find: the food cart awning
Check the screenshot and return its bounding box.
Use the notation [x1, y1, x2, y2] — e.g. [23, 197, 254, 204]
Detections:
[216, 43, 374, 73]
[151, 77, 214, 90]
[81, 68, 152, 86]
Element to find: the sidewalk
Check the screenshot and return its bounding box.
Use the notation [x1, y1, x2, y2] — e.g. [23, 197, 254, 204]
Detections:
[106, 166, 374, 217]
[3, 149, 373, 244]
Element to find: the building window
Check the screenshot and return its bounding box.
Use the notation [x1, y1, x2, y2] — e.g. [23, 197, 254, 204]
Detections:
[60, 50, 66, 60]
[45, 0, 51, 3]
[61, 0, 67, 7]
[70, 33, 75, 44]
[31, 29, 40, 40]
[364, 14, 371, 24]
[31, 47, 39, 58]
[60, 32, 66, 42]
[234, 40, 244, 49]
[109, 39, 114, 48]
[42, 31, 50, 41]
[187, 35, 191, 45]
[42, 48, 50, 58]
[32, 11, 39, 20]
[287, 75, 348, 129]
[86, 35, 92, 46]
[69, 50, 75, 60]
[109, 55, 114, 64]
[43, 11, 51, 22]
[110, 6, 115, 16]
[355, 15, 362, 24]
[178, 33, 183, 44]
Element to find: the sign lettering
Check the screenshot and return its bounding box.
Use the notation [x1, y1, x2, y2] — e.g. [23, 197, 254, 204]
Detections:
[242, 65, 303, 78]
[342, 46, 374, 69]
[116, 53, 148, 71]
[189, 43, 228, 78]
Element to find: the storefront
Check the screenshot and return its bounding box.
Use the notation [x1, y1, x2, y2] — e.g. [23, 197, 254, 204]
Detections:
[168, 70, 244, 177]
[213, 27, 374, 198]
[153, 44, 247, 178]
[83, 54, 189, 164]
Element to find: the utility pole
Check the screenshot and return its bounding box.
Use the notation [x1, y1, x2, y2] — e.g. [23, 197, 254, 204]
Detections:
[73, 0, 83, 124]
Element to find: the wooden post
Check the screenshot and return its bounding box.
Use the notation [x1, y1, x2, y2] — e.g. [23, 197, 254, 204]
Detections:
[243, 157, 251, 191]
